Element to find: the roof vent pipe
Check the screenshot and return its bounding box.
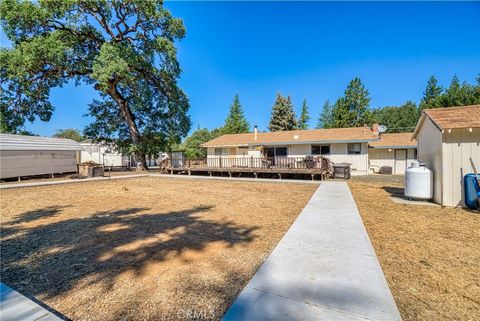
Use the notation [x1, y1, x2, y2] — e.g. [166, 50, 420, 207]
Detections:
[254, 125, 258, 141]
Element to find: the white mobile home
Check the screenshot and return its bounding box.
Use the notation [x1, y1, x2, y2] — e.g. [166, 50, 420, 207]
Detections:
[80, 141, 128, 167]
[412, 105, 480, 207]
[368, 133, 417, 174]
[201, 126, 377, 175]
[0, 134, 82, 179]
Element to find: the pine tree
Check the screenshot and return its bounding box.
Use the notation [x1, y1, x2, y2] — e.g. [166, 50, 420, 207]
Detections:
[372, 101, 420, 133]
[330, 78, 372, 128]
[441, 75, 479, 107]
[298, 99, 310, 130]
[222, 94, 250, 134]
[419, 76, 443, 110]
[268, 93, 297, 131]
[316, 100, 334, 129]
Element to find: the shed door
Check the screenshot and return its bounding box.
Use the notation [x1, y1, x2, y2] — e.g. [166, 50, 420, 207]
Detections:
[394, 149, 407, 174]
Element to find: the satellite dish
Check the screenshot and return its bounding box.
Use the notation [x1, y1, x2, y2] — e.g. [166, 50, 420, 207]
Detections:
[378, 125, 387, 133]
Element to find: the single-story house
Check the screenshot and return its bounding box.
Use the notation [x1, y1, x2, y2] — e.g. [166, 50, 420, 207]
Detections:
[368, 132, 417, 174]
[201, 126, 378, 175]
[412, 104, 480, 207]
[0, 134, 82, 179]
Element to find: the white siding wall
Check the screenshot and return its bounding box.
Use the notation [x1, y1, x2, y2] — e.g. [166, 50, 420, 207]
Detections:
[416, 118, 443, 204]
[80, 144, 125, 166]
[442, 127, 480, 207]
[0, 150, 78, 179]
[369, 148, 416, 174]
[328, 143, 369, 174]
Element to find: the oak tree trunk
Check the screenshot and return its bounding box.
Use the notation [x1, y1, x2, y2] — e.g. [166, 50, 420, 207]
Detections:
[108, 83, 148, 171]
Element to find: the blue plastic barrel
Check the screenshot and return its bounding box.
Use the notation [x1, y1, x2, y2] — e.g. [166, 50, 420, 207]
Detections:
[464, 173, 480, 210]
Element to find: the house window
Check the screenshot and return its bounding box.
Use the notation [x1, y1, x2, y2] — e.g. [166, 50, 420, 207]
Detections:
[347, 143, 361, 154]
[214, 148, 229, 156]
[312, 145, 330, 155]
[275, 147, 288, 157]
[238, 146, 248, 156]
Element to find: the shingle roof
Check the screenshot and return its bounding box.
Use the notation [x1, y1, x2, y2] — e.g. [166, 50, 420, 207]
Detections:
[423, 105, 480, 130]
[369, 133, 416, 148]
[0, 134, 82, 151]
[201, 127, 377, 147]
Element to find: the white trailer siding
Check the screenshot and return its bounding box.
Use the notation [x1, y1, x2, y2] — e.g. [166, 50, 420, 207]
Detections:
[80, 143, 125, 166]
[0, 150, 78, 179]
[0, 134, 82, 179]
[416, 117, 443, 204]
[442, 127, 480, 207]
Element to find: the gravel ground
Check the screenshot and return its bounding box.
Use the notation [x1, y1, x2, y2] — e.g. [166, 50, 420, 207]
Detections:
[349, 175, 480, 321]
[0, 177, 317, 321]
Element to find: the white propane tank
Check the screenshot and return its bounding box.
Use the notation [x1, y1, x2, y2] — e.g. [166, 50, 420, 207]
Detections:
[405, 161, 433, 200]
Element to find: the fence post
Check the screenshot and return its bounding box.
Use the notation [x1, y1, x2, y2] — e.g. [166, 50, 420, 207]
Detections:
[250, 156, 253, 168]
[219, 156, 222, 168]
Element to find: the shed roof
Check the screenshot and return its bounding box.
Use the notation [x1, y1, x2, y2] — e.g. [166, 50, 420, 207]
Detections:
[201, 127, 377, 147]
[412, 105, 480, 138]
[0, 134, 83, 151]
[369, 133, 416, 149]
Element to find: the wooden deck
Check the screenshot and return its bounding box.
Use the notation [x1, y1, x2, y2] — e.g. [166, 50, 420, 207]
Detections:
[163, 157, 331, 180]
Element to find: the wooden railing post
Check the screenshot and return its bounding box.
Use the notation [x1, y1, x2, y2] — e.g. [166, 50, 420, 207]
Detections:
[219, 156, 222, 168]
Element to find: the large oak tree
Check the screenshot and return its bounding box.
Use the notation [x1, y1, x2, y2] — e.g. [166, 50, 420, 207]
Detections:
[0, 0, 190, 169]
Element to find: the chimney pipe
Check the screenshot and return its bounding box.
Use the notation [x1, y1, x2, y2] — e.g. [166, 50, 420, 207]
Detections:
[254, 125, 258, 141]
[372, 123, 379, 136]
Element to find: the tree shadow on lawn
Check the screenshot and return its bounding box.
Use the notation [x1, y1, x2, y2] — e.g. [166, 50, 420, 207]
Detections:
[0, 205, 258, 300]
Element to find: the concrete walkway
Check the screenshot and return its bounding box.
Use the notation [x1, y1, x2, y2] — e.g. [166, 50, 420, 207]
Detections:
[222, 182, 402, 321]
[0, 283, 64, 321]
[0, 174, 149, 190]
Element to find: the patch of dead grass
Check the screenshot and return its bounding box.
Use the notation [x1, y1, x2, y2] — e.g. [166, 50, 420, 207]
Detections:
[0, 177, 317, 321]
[349, 175, 480, 321]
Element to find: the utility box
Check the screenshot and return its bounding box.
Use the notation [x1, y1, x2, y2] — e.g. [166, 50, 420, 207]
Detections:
[380, 166, 393, 175]
[333, 163, 351, 179]
[79, 161, 104, 177]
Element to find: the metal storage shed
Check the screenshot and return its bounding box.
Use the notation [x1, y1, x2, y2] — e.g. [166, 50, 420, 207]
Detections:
[0, 134, 82, 179]
[412, 105, 480, 207]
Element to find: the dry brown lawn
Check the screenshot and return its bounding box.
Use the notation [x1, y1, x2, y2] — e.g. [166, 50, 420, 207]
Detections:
[349, 175, 480, 321]
[0, 177, 317, 321]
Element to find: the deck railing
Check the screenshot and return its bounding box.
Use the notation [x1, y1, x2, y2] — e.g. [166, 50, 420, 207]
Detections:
[164, 156, 329, 170]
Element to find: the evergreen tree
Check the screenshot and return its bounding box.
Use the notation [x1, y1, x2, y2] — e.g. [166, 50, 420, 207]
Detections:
[441, 75, 478, 107]
[268, 93, 297, 131]
[298, 99, 310, 130]
[330, 78, 373, 128]
[316, 100, 334, 129]
[372, 101, 420, 133]
[419, 76, 443, 110]
[222, 94, 250, 134]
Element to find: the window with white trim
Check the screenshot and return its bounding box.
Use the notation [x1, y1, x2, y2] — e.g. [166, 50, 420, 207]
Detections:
[347, 143, 361, 154]
[214, 148, 229, 156]
[312, 144, 330, 155]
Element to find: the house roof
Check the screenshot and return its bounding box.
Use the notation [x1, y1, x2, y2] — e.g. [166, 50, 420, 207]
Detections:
[201, 127, 377, 147]
[412, 105, 480, 138]
[368, 133, 416, 149]
[0, 134, 82, 151]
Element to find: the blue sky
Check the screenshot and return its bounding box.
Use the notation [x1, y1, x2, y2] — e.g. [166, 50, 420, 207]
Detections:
[2, 1, 480, 136]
